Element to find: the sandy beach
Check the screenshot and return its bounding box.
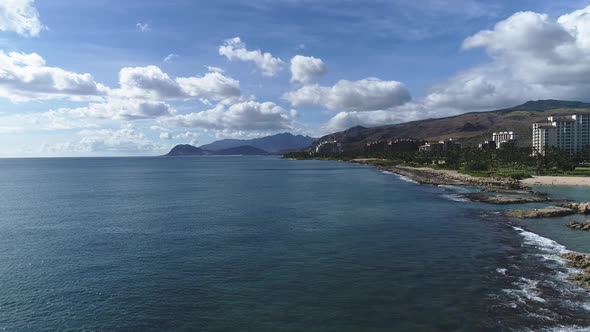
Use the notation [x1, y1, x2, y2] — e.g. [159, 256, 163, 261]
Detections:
[521, 176, 590, 186]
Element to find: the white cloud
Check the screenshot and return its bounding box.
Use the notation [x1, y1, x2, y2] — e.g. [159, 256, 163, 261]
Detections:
[175, 131, 199, 139]
[117, 65, 241, 102]
[206, 66, 224, 73]
[163, 53, 179, 62]
[324, 102, 433, 131]
[284, 78, 411, 112]
[0, 0, 43, 37]
[290, 55, 326, 84]
[42, 125, 160, 154]
[219, 37, 284, 76]
[0, 51, 108, 102]
[136, 22, 151, 32]
[162, 101, 294, 131]
[67, 99, 175, 120]
[421, 6, 590, 112]
[175, 131, 199, 145]
[159, 132, 171, 140]
[0, 99, 175, 134]
[0, 109, 96, 132]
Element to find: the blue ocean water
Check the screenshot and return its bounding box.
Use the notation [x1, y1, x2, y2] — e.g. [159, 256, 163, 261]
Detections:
[0, 156, 589, 331]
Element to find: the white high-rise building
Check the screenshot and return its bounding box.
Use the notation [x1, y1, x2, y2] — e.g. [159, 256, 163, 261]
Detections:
[532, 114, 590, 155]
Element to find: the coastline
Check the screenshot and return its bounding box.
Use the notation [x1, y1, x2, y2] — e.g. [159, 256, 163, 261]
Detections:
[351, 159, 590, 292]
[522, 175, 590, 186]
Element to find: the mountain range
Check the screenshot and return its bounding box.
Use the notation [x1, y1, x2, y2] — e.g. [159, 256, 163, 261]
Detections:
[166, 133, 317, 156]
[199, 132, 316, 153]
[313, 100, 590, 152]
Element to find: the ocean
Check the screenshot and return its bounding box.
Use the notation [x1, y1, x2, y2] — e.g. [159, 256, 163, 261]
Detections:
[0, 156, 589, 331]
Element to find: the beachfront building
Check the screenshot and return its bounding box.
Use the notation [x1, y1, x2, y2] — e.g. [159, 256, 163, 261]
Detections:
[388, 139, 424, 152]
[365, 139, 424, 154]
[532, 114, 590, 155]
[493, 131, 519, 149]
[478, 140, 497, 150]
[419, 139, 461, 153]
[314, 140, 343, 154]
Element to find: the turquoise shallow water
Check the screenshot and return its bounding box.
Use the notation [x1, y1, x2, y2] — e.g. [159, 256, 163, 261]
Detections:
[516, 185, 590, 254]
[0, 156, 589, 331]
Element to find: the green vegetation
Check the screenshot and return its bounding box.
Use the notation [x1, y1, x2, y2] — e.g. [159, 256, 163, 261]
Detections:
[285, 144, 590, 179]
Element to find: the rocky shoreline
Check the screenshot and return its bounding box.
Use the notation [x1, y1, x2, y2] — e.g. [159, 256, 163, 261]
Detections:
[377, 165, 525, 189]
[356, 163, 562, 204]
[508, 202, 590, 219]
[351, 161, 590, 290]
[569, 221, 590, 231]
[561, 253, 590, 289]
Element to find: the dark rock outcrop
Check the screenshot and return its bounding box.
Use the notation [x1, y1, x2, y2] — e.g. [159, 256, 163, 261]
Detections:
[560, 202, 590, 214]
[462, 192, 553, 205]
[569, 221, 590, 231]
[507, 206, 576, 219]
[561, 252, 590, 289]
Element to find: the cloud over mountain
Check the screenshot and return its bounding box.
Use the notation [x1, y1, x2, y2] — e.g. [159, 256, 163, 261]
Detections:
[284, 78, 411, 112]
[162, 101, 294, 131]
[423, 6, 590, 112]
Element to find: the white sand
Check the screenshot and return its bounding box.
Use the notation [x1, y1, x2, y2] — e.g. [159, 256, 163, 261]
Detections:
[521, 176, 590, 186]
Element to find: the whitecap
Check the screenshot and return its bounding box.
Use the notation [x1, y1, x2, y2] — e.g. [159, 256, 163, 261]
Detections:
[513, 226, 568, 255]
[503, 277, 546, 303]
[441, 194, 469, 202]
[539, 326, 590, 332]
[391, 173, 418, 184]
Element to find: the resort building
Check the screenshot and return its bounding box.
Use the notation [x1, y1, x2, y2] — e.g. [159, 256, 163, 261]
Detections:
[365, 139, 425, 154]
[492, 132, 519, 149]
[419, 139, 461, 153]
[314, 140, 343, 154]
[478, 140, 497, 150]
[532, 114, 590, 155]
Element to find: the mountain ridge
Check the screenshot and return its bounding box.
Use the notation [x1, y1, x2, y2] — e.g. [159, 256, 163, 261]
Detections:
[199, 132, 316, 153]
[165, 144, 269, 156]
[313, 100, 590, 152]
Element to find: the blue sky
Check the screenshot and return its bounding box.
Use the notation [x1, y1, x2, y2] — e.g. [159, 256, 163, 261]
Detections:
[1, 0, 590, 157]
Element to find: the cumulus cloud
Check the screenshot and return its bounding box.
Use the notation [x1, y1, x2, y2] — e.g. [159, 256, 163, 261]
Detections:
[67, 99, 175, 120]
[117, 65, 241, 102]
[284, 78, 411, 112]
[42, 125, 160, 154]
[0, 51, 108, 102]
[175, 131, 199, 145]
[219, 37, 284, 76]
[159, 132, 171, 140]
[0, 0, 43, 37]
[163, 53, 179, 62]
[323, 102, 435, 131]
[206, 66, 224, 73]
[323, 4, 590, 133]
[175, 131, 199, 140]
[136, 22, 151, 32]
[421, 6, 590, 112]
[0, 99, 175, 134]
[290, 55, 327, 84]
[162, 101, 294, 131]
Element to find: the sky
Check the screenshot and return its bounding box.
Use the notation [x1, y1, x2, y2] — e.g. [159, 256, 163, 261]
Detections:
[2, 0, 590, 157]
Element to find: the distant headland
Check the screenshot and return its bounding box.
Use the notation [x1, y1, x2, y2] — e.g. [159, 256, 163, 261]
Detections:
[166, 132, 316, 156]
